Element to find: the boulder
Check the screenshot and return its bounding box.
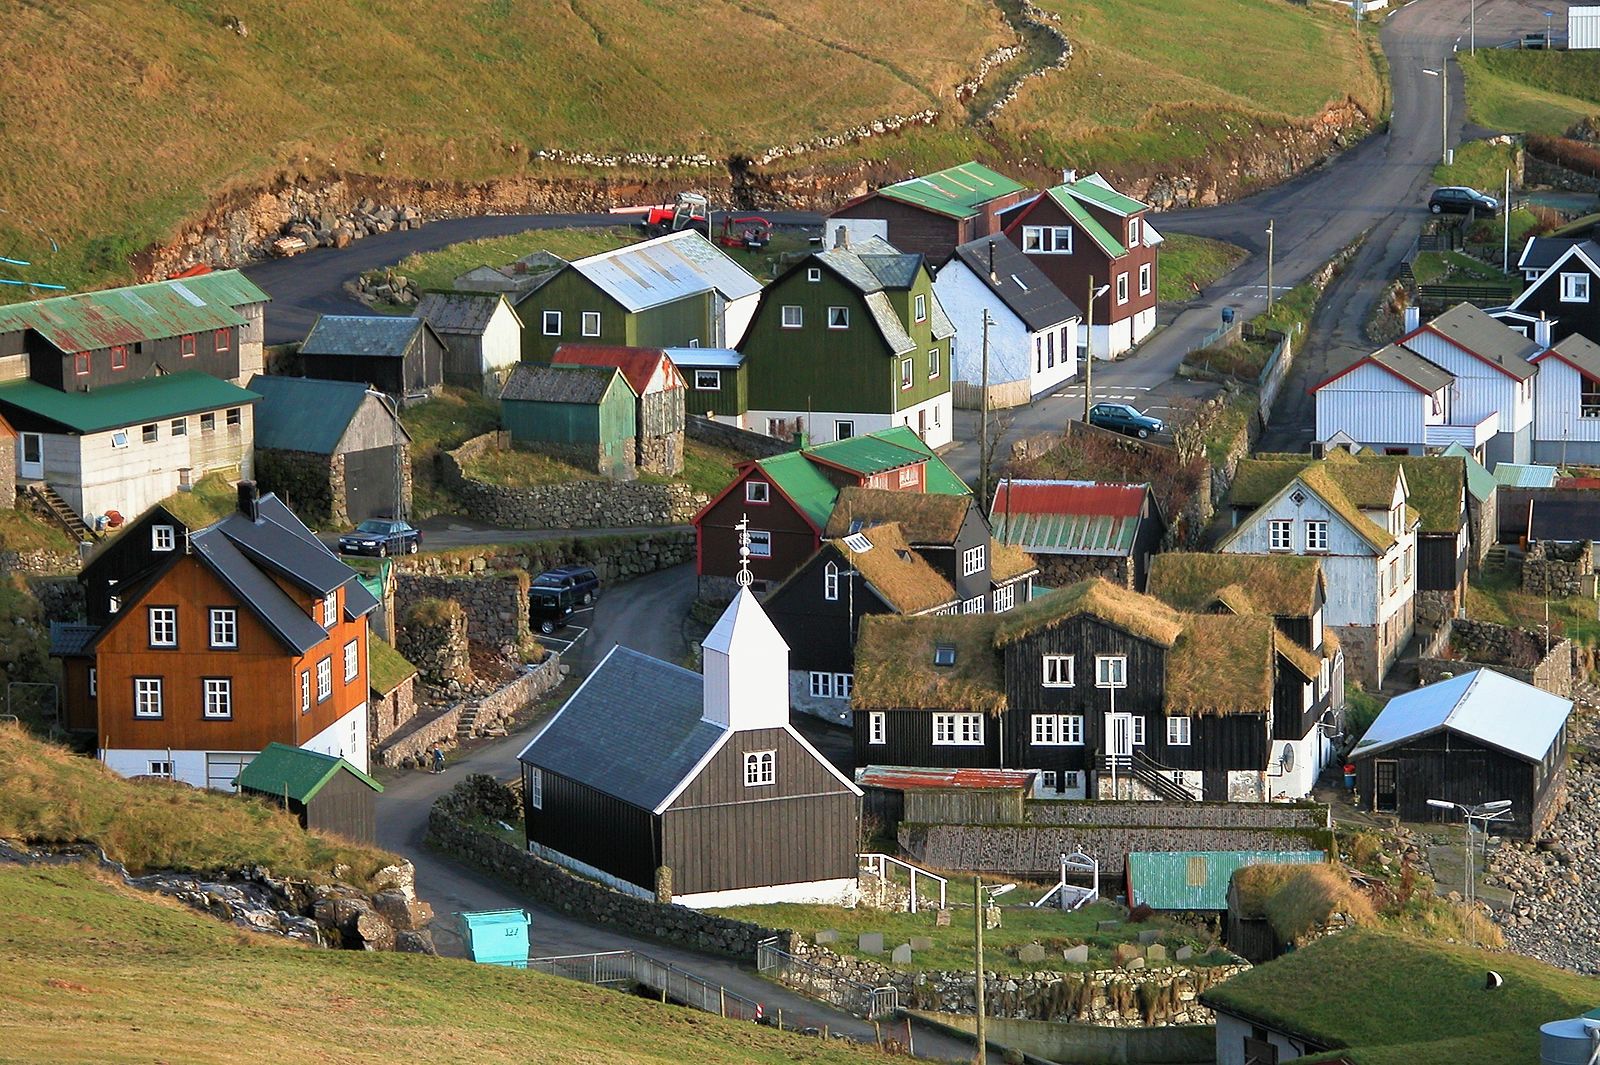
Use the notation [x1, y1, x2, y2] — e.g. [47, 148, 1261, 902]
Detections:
[355, 911, 397, 952]
[372, 888, 433, 931]
[395, 928, 438, 955]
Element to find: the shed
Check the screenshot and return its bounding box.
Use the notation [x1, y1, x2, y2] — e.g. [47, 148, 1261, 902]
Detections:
[990, 478, 1166, 590]
[666, 347, 746, 427]
[299, 315, 445, 400]
[1125, 850, 1325, 912]
[1350, 669, 1570, 838]
[412, 291, 523, 396]
[235, 742, 383, 843]
[550, 344, 686, 475]
[248, 375, 412, 525]
[499, 363, 638, 479]
[856, 765, 1035, 836]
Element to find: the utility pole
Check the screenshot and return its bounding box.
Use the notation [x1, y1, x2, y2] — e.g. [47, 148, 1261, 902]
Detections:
[1083, 276, 1096, 425]
[1504, 168, 1512, 272]
[1470, 0, 1476, 54]
[1442, 64, 1449, 166]
[973, 876, 986, 1065]
[1266, 220, 1276, 314]
[979, 310, 993, 508]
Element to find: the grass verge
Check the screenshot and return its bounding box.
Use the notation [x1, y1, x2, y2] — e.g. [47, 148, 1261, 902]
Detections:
[156, 470, 247, 530]
[400, 388, 503, 518]
[1159, 234, 1248, 303]
[1458, 50, 1600, 135]
[1432, 139, 1519, 195]
[0, 508, 76, 557]
[1466, 567, 1600, 648]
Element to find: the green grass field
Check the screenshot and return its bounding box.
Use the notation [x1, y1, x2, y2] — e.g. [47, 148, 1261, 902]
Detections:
[1159, 233, 1248, 303]
[1432, 139, 1519, 195]
[1458, 50, 1600, 135]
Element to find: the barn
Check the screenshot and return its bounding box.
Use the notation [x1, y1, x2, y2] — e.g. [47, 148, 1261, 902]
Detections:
[499, 363, 638, 479]
[550, 344, 686, 475]
[298, 315, 445, 401]
[412, 291, 523, 396]
[248, 375, 412, 526]
[236, 742, 383, 844]
[517, 587, 861, 907]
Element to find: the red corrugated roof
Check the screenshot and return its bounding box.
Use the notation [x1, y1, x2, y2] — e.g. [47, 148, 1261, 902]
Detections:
[857, 765, 1037, 790]
[993, 479, 1146, 517]
[551, 344, 682, 395]
[1556, 477, 1600, 490]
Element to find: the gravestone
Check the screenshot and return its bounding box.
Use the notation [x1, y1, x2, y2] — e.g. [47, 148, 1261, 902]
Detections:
[858, 932, 884, 955]
[1174, 945, 1194, 962]
[1062, 944, 1091, 964]
[985, 905, 1002, 930]
[1124, 956, 1147, 970]
[1018, 942, 1048, 964]
[1112, 942, 1144, 966]
[815, 930, 839, 945]
[1145, 943, 1168, 963]
[891, 943, 914, 964]
[1138, 929, 1160, 946]
[935, 910, 952, 927]
[1097, 920, 1120, 932]
[910, 936, 935, 951]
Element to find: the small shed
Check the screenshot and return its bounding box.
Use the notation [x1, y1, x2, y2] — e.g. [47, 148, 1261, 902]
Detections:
[857, 765, 1036, 837]
[1125, 850, 1325, 913]
[413, 291, 524, 396]
[990, 478, 1167, 591]
[499, 363, 638, 479]
[248, 375, 412, 525]
[666, 347, 746, 428]
[369, 635, 420, 746]
[550, 344, 686, 475]
[299, 315, 445, 400]
[236, 742, 384, 844]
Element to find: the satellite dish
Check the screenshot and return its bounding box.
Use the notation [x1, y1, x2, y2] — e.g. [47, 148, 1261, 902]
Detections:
[1281, 743, 1295, 773]
[1485, 970, 1504, 990]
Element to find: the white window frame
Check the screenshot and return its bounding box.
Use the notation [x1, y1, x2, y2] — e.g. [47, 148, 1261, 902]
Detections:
[807, 267, 822, 282]
[1139, 262, 1152, 297]
[1305, 520, 1328, 553]
[1167, 715, 1192, 746]
[914, 293, 927, 322]
[148, 760, 173, 779]
[316, 657, 333, 702]
[746, 530, 772, 558]
[1269, 519, 1293, 552]
[809, 671, 835, 699]
[148, 607, 177, 648]
[928, 348, 940, 379]
[744, 750, 776, 787]
[1131, 716, 1146, 746]
[898, 466, 918, 487]
[322, 592, 338, 627]
[152, 525, 176, 552]
[994, 583, 1016, 613]
[528, 767, 543, 809]
[1562, 273, 1591, 303]
[781, 305, 803, 329]
[1042, 654, 1075, 688]
[208, 608, 237, 650]
[542, 310, 561, 336]
[962, 596, 986, 614]
[962, 544, 986, 576]
[1116, 273, 1129, 305]
[835, 673, 853, 699]
[869, 711, 886, 745]
[344, 639, 359, 682]
[171, 417, 188, 437]
[1095, 654, 1127, 689]
[745, 480, 770, 504]
[300, 670, 311, 714]
[134, 677, 163, 718]
[1021, 225, 1072, 254]
[1034, 714, 1083, 747]
[900, 357, 914, 390]
[203, 678, 232, 719]
[824, 561, 839, 601]
[827, 306, 850, 329]
[834, 419, 855, 440]
[933, 712, 984, 746]
[580, 311, 601, 337]
[1129, 218, 1140, 246]
[110, 430, 129, 450]
[88, 667, 97, 697]
[694, 369, 721, 391]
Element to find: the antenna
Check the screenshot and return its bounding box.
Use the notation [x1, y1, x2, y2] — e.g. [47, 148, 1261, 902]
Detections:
[735, 514, 753, 588]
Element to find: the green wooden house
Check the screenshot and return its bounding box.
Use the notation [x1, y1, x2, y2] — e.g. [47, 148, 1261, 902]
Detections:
[665, 347, 747, 427]
[499, 363, 638, 479]
[739, 236, 954, 448]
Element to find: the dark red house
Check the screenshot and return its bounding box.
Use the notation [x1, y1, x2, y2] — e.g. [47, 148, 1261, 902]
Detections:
[827, 161, 1029, 266]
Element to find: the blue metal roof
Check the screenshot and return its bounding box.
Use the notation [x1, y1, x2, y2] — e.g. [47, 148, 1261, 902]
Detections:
[573, 231, 760, 312]
[1127, 850, 1326, 911]
[248, 375, 378, 455]
[1492, 462, 1559, 488]
[1352, 668, 1571, 763]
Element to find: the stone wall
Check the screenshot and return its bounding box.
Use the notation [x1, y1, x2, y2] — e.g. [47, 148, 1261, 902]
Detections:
[427, 775, 791, 959]
[901, 823, 1333, 877]
[1522, 540, 1594, 598]
[1419, 618, 1574, 698]
[399, 599, 473, 686]
[1525, 155, 1600, 194]
[376, 704, 464, 768]
[402, 530, 694, 584]
[371, 675, 418, 746]
[375, 654, 563, 767]
[1033, 553, 1132, 590]
[638, 429, 685, 477]
[1335, 623, 1380, 692]
[1023, 801, 1327, 830]
[1414, 589, 1459, 636]
[256, 445, 414, 527]
[0, 439, 13, 510]
[687, 415, 794, 460]
[26, 576, 85, 623]
[396, 571, 532, 654]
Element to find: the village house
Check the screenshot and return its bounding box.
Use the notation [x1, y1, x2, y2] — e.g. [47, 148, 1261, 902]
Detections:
[739, 235, 955, 448]
[248, 375, 412, 527]
[550, 344, 686, 475]
[1494, 239, 1600, 346]
[412, 291, 523, 396]
[826, 160, 1029, 265]
[51, 483, 378, 790]
[297, 314, 446, 401]
[517, 587, 861, 907]
[1311, 342, 1489, 459]
[666, 347, 747, 429]
[1530, 331, 1600, 464]
[999, 172, 1161, 359]
[1514, 235, 1590, 283]
[990, 478, 1166, 591]
[236, 743, 384, 845]
[499, 362, 638, 479]
[934, 234, 1082, 408]
[693, 426, 970, 599]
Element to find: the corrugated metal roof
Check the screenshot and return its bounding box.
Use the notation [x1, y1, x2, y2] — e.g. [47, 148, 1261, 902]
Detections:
[875, 162, 1027, 220]
[1439, 442, 1497, 503]
[0, 275, 250, 353]
[755, 450, 842, 529]
[413, 291, 513, 336]
[1044, 189, 1126, 258]
[235, 742, 381, 802]
[551, 344, 680, 395]
[0, 372, 258, 434]
[173, 269, 271, 309]
[809, 433, 928, 475]
[501, 363, 626, 404]
[249, 375, 382, 455]
[989, 479, 1147, 555]
[663, 346, 743, 368]
[1353, 668, 1570, 762]
[301, 315, 424, 358]
[1409, 303, 1540, 380]
[573, 230, 760, 312]
[1060, 173, 1150, 217]
[857, 765, 1037, 790]
[1126, 850, 1325, 911]
[1536, 333, 1600, 380]
[1492, 462, 1559, 488]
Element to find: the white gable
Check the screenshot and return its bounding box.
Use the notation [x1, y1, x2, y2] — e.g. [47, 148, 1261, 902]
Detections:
[702, 587, 790, 731]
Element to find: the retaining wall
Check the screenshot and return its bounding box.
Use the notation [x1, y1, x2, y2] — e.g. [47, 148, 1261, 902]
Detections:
[396, 571, 532, 652]
[401, 530, 694, 584]
[686, 415, 793, 460]
[375, 654, 563, 767]
[901, 823, 1333, 877]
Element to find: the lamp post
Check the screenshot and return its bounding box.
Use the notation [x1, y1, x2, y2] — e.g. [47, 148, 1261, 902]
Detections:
[1545, 10, 1555, 49]
[1265, 220, 1276, 313]
[1423, 67, 1448, 166]
[1426, 798, 1513, 947]
[1081, 279, 1111, 425]
[1469, 0, 1476, 54]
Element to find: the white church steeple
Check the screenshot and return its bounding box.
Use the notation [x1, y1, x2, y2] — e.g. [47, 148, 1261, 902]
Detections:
[701, 516, 790, 730]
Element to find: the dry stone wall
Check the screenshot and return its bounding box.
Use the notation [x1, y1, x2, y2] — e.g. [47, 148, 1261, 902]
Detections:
[902, 823, 1331, 877]
[686, 415, 793, 459]
[1420, 619, 1574, 698]
[1033, 554, 1132, 590]
[396, 571, 531, 654]
[1522, 541, 1594, 598]
[399, 600, 472, 686]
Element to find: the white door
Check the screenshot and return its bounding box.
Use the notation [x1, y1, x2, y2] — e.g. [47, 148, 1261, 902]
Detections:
[1107, 713, 1134, 759]
[19, 432, 42, 480]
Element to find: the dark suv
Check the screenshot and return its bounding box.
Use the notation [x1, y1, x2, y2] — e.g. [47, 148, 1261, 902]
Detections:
[532, 565, 601, 605]
[1429, 186, 1499, 216]
[528, 586, 577, 635]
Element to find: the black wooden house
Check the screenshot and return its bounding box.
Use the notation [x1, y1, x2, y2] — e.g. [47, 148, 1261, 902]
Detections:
[1494, 241, 1600, 346]
[299, 315, 446, 400]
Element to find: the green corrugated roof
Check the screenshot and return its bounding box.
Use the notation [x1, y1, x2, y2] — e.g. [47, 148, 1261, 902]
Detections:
[868, 426, 971, 495]
[993, 511, 1136, 554]
[369, 635, 419, 696]
[234, 742, 382, 803]
[0, 372, 259, 434]
[877, 162, 1026, 220]
[755, 427, 969, 528]
[171, 269, 271, 308]
[1127, 850, 1325, 911]
[0, 270, 262, 353]
[756, 451, 840, 528]
[1061, 174, 1150, 217]
[1440, 443, 1497, 503]
[249, 374, 379, 454]
[1045, 189, 1127, 258]
[809, 434, 930, 476]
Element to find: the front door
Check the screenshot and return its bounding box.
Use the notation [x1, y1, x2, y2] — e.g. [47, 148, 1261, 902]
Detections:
[1373, 759, 1399, 813]
[1107, 713, 1134, 759]
[19, 432, 42, 480]
[917, 407, 928, 440]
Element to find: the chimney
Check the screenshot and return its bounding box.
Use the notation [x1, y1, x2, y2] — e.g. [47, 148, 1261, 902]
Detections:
[1403, 305, 1421, 333]
[833, 224, 850, 251]
[1535, 314, 1553, 349]
[1062, 168, 1077, 185]
[237, 480, 260, 522]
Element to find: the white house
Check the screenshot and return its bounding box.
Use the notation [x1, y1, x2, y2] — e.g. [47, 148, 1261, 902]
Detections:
[935, 234, 1082, 408]
[1530, 331, 1600, 463]
[1220, 456, 1418, 689]
[1312, 343, 1484, 456]
[412, 291, 524, 396]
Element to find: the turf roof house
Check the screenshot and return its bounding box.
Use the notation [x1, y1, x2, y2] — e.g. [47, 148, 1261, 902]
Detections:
[1220, 451, 1420, 689]
[934, 234, 1083, 407]
[499, 362, 638, 479]
[1351, 669, 1570, 840]
[826, 160, 1030, 265]
[515, 231, 763, 362]
[990, 478, 1167, 591]
[297, 314, 445, 402]
[517, 588, 861, 907]
[550, 344, 686, 475]
[740, 234, 955, 447]
[850, 579, 1325, 803]
[411, 290, 523, 396]
[999, 172, 1161, 359]
[1494, 238, 1600, 348]
[1529, 332, 1600, 463]
[763, 487, 1037, 722]
[693, 426, 970, 599]
[51, 483, 378, 791]
[247, 375, 412, 527]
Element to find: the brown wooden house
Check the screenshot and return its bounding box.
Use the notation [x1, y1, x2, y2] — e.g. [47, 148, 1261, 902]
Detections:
[828, 161, 1029, 265]
[550, 344, 686, 475]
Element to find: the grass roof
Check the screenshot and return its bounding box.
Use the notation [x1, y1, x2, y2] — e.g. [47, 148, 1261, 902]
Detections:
[852, 614, 1005, 714]
[833, 523, 956, 615]
[1275, 632, 1323, 681]
[823, 486, 971, 544]
[368, 636, 419, 696]
[1201, 928, 1600, 1064]
[1296, 465, 1396, 553]
[1147, 552, 1322, 617]
[1228, 458, 1311, 507]
[990, 542, 1039, 584]
[1166, 614, 1275, 715]
[1230, 863, 1375, 944]
[1359, 454, 1466, 534]
[995, 578, 1183, 649]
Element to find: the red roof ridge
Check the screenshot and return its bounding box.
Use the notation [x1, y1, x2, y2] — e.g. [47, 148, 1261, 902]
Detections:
[551, 344, 681, 395]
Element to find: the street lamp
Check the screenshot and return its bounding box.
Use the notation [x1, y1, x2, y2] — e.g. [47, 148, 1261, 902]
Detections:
[1423, 67, 1448, 167]
[1081, 279, 1112, 425]
[1546, 10, 1556, 49]
[1427, 798, 1513, 947]
[1469, 0, 1476, 55]
[1265, 220, 1276, 313]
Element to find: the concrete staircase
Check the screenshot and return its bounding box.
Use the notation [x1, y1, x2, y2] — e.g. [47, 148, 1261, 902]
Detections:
[455, 699, 482, 739]
[26, 483, 94, 542]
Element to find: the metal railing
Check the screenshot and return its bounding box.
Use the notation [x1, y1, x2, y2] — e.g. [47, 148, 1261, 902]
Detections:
[757, 937, 899, 1019]
[529, 950, 762, 1021]
[859, 852, 946, 914]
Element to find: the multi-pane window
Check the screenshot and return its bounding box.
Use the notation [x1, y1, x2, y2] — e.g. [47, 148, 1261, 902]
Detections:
[1032, 713, 1084, 745]
[148, 607, 177, 648]
[745, 480, 769, 504]
[962, 545, 986, 576]
[1131, 716, 1146, 745]
[1305, 521, 1328, 552]
[171, 418, 188, 437]
[344, 639, 359, 682]
[148, 760, 173, 778]
[746, 530, 772, 557]
[914, 293, 927, 322]
[781, 306, 803, 328]
[316, 657, 333, 702]
[1269, 519, 1293, 551]
[1562, 273, 1591, 302]
[928, 348, 940, 378]
[869, 711, 886, 744]
[962, 596, 987, 614]
[226, 407, 241, 427]
[836, 673, 853, 699]
[1167, 716, 1192, 745]
[810, 671, 835, 699]
[1042, 654, 1074, 687]
[581, 311, 601, 337]
[933, 713, 984, 745]
[300, 670, 311, 714]
[1116, 273, 1129, 304]
[827, 306, 850, 329]
[142, 423, 158, 443]
[528, 767, 543, 809]
[209, 608, 237, 649]
[824, 562, 839, 601]
[322, 592, 338, 627]
[152, 525, 176, 551]
[744, 750, 775, 787]
[1139, 263, 1152, 296]
[201, 412, 216, 432]
[203, 678, 232, 719]
[1096, 655, 1127, 688]
[88, 667, 97, 697]
[180, 334, 196, 358]
[134, 677, 163, 718]
[694, 369, 720, 390]
[1021, 226, 1072, 254]
[543, 310, 561, 335]
[898, 466, 918, 486]
[994, 583, 1016, 613]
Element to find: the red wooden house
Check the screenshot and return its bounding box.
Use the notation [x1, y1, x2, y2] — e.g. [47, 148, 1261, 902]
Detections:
[826, 161, 1029, 266]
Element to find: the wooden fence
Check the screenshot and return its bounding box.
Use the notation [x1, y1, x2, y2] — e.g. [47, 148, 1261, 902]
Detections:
[952, 378, 1032, 411]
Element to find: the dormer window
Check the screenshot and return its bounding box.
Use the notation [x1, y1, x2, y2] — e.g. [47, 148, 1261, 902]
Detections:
[152, 525, 176, 552]
[933, 644, 957, 667]
[745, 480, 769, 504]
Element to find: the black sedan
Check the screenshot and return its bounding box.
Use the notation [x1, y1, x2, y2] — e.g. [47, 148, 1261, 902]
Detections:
[1428, 186, 1499, 217]
[1088, 402, 1164, 438]
[338, 519, 422, 557]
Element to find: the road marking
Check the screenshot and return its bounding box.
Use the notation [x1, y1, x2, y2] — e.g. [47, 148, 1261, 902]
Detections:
[538, 624, 589, 653]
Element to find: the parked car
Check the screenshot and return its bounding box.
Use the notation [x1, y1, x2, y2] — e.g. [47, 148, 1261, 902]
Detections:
[1428, 186, 1499, 216]
[532, 565, 601, 605]
[529, 586, 577, 635]
[1088, 402, 1164, 439]
[338, 518, 422, 557]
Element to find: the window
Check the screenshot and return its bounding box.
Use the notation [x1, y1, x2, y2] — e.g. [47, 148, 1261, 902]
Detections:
[209, 608, 237, 649]
[898, 466, 917, 487]
[781, 305, 803, 329]
[1167, 716, 1192, 745]
[745, 480, 770, 504]
[933, 713, 984, 745]
[148, 761, 172, 779]
[1562, 273, 1591, 303]
[827, 306, 849, 329]
[88, 667, 97, 697]
[694, 369, 721, 391]
[824, 561, 839, 601]
[928, 348, 940, 379]
[1032, 713, 1084, 746]
[1042, 654, 1075, 687]
[1389, 558, 1399, 594]
[1404, 546, 1414, 583]
[142, 423, 158, 444]
[152, 525, 176, 552]
[810, 671, 834, 699]
[1131, 716, 1146, 745]
[344, 639, 359, 682]
[1128, 218, 1140, 246]
[994, 583, 1016, 613]
[110, 431, 129, 450]
[744, 750, 775, 787]
[542, 310, 561, 335]
[915, 293, 927, 322]
[300, 670, 311, 714]
[322, 592, 338, 627]
[200, 412, 215, 433]
[962, 596, 987, 614]
[203, 678, 232, 719]
[528, 767, 543, 809]
[962, 544, 986, 576]
[581, 311, 601, 337]
[807, 267, 822, 282]
[111, 345, 128, 371]
[933, 643, 957, 667]
[170, 417, 187, 437]
[316, 657, 333, 701]
[1269, 519, 1293, 552]
[900, 358, 914, 390]
[1583, 375, 1600, 418]
[134, 677, 163, 718]
[1021, 226, 1072, 254]
[836, 673, 853, 699]
[869, 711, 886, 744]
[74, 352, 90, 376]
[746, 530, 771, 557]
[1116, 273, 1129, 305]
[835, 420, 855, 440]
[1305, 520, 1328, 553]
[1046, 331, 1056, 368]
[226, 407, 241, 427]
[1139, 262, 1152, 297]
[180, 333, 196, 358]
[1095, 655, 1126, 688]
[148, 607, 177, 648]
[213, 329, 229, 353]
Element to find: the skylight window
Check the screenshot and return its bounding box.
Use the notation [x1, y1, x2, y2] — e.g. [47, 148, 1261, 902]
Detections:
[843, 533, 874, 553]
[933, 644, 957, 667]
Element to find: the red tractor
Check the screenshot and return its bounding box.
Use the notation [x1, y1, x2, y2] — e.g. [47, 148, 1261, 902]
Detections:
[641, 193, 709, 238]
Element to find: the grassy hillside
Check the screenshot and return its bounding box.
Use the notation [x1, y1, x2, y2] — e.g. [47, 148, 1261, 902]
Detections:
[0, 863, 890, 1065]
[1459, 50, 1600, 134]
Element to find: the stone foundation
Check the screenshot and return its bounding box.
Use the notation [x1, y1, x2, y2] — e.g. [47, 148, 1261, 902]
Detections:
[638, 430, 684, 477]
[370, 674, 418, 746]
[255, 445, 414, 527]
[1033, 554, 1133, 590]
[1523, 540, 1595, 598]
